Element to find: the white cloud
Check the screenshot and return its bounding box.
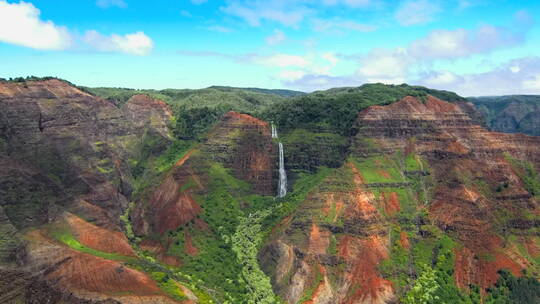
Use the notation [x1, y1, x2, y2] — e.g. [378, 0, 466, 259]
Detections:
[395, 0, 441, 26]
[313, 18, 376, 33]
[83, 30, 153, 55]
[96, 0, 127, 9]
[422, 70, 460, 86]
[409, 25, 526, 59]
[257, 54, 310, 67]
[281, 73, 359, 92]
[279, 70, 306, 81]
[416, 57, 540, 96]
[357, 48, 411, 84]
[221, 1, 308, 27]
[322, 53, 338, 67]
[0, 0, 72, 50]
[266, 30, 286, 45]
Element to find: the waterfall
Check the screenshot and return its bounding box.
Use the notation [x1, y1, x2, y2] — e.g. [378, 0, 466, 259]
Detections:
[278, 142, 287, 198]
[271, 122, 278, 138]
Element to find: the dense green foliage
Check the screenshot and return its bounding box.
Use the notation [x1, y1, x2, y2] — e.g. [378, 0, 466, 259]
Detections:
[172, 105, 229, 140]
[486, 270, 540, 304]
[281, 129, 347, 173]
[403, 264, 441, 304]
[84, 86, 287, 111]
[262, 83, 466, 135]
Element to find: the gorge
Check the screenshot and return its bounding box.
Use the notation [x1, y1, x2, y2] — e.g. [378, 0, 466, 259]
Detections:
[1, 78, 539, 304]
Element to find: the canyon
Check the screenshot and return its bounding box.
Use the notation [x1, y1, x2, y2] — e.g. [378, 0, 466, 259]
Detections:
[1, 79, 539, 303]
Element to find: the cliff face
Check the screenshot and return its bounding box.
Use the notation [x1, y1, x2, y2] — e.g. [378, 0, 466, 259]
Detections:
[203, 111, 276, 195]
[471, 95, 540, 136]
[3, 79, 540, 303]
[263, 95, 540, 303]
[0, 80, 185, 303]
[354, 96, 540, 288]
[133, 111, 275, 250]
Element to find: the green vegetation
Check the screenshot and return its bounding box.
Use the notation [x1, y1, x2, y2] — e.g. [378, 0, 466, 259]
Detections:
[230, 208, 279, 304]
[263, 83, 466, 135]
[173, 106, 229, 140]
[150, 272, 188, 301]
[504, 153, 540, 197]
[403, 264, 441, 304]
[50, 226, 136, 262]
[84, 85, 287, 112]
[486, 270, 540, 304]
[281, 129, 348, 172]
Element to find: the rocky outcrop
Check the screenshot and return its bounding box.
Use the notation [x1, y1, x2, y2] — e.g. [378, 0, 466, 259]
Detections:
[204, 111, 275, 195]
[133, 111, 276, 237]
[264, 95, 540, 303]
[262, 163, 395, 304]
[122, 94, 174, 140]
[0, 80, 183, 303]
[471, 95, 540, 136]
[353, 95, 540, 290]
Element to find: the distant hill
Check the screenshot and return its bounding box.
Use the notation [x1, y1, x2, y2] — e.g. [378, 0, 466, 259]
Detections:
[208, 86, 305, 98]
[469, 95, 540, 136]
[82, 86, 290, 113]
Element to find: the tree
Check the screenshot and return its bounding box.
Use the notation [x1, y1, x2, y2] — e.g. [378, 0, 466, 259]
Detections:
[403, 264, 443, 304]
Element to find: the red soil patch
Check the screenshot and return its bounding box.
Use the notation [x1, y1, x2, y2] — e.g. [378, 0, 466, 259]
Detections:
[47, 251, 163, 295]
[304, 265, 328, 304]
[222, 111, 269, 128]
[149, 173, 204, 234]
[322, 194, 333, 216]
[524, 238, 540, 258]
[382, 192, 400, 216]
[454, 247, 523, 290]
[26, 230, 165, 298]
[175, 149, 195, 167]
[184, 231, 199, 256]
[338, 235, 393, 304]
[127, 94, 172, 115]
[308, 223, 330, 255]
[377, 169, 391, 179]
[66, 214, 136, 257]
[400, 231, 410, 250]
[425, 95, 460, 113]
[447, 141, 469, 154]
[348, 162, 366, 186]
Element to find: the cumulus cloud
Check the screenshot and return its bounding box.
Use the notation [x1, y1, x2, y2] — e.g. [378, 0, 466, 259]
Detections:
[409, 25, 526, 59]
[357, 48, 411, 84]
[281, 73, 360, 92]
[221, 0, 378, 27]
[0, 0, 72, 50]
[221, 1, 308, 27]
[96, 0, 127, 9]
[266, 30, 286, 45]
[395, 0, 441, 26]
[313, 18, 376, 33]
[83, 30, 153, 55]
[257, 54, 311, 67]
[416, 57, 540, 96]
[352, 20, 531, 85]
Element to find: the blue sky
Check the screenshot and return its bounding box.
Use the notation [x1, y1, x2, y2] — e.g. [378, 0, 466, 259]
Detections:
[0, 0, 539, 95]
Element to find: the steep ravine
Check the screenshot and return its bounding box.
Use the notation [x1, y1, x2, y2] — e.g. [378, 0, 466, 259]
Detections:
[2, 79, 540, 304]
